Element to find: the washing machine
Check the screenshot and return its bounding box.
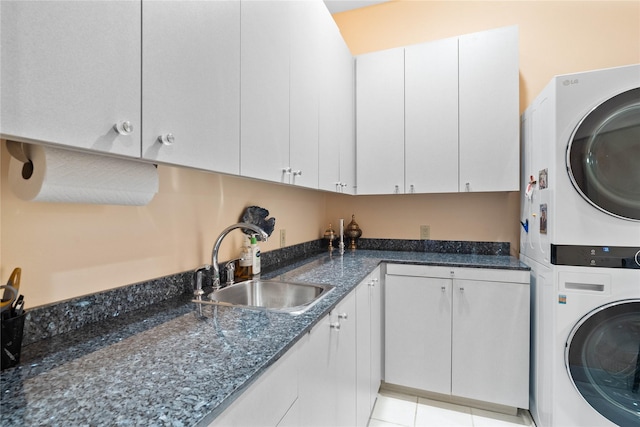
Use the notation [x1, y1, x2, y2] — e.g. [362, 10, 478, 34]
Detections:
[520, 64, 640, 266]
[523, 248, 640, 427]
[520, 64, 640, 426]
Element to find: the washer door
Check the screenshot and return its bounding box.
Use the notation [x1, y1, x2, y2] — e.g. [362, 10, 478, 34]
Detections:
[566, 299, 640, 425]
[567, 87, 640, 221]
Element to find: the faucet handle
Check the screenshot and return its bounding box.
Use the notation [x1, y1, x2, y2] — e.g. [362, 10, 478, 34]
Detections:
[224, 260, 237, 286]
[193, 265, 211, 297]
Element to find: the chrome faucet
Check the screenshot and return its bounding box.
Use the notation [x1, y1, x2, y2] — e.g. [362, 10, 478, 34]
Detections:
[209, 222, 268, 293]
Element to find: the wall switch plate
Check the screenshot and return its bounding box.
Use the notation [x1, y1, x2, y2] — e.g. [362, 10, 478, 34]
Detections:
[420, 225, 430, 240]
[280, 229, 286, 248]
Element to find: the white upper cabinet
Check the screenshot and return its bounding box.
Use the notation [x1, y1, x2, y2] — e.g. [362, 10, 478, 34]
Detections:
[288, 0, 321, 189]
[405, 37, 459, 194]
[240, 1, 291, 183]
[142, 0, 240, 174]
[337, 44, 357, 195]
[356, 26, 519, 195]
[459, 26, 519, 192]
[356, 47, 405, 195]
[241, 0, 327, 188]
[318, 6, 356, 194]
[0, 1, 141, 158]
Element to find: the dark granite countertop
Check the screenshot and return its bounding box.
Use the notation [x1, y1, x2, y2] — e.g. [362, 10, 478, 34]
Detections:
[0, 249, 529, 426]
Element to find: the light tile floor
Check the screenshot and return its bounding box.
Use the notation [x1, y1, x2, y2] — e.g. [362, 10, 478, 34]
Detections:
[368, 389, 535, 427]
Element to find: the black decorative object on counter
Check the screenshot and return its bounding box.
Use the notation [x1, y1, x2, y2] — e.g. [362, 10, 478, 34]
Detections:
[1, 311, 26, 370]
[241, 206, 276, 237]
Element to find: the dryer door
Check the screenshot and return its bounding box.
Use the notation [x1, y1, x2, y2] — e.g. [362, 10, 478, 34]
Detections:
[567, 87, 640, 221]
[566, 299, 640, 425]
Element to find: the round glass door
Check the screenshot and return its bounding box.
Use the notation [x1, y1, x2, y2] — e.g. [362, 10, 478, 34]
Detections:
[566, 299, 640, 426]
[567, 87, 640, 221]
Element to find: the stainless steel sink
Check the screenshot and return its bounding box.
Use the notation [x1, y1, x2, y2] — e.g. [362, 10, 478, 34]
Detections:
[194, 279, 335, 315]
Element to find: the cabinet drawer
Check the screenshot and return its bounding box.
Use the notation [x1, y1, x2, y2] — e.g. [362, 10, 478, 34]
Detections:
[386, 264, 529, 284]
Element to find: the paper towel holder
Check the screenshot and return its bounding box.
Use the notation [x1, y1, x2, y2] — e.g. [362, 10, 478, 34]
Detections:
[6, 141, 34, 180]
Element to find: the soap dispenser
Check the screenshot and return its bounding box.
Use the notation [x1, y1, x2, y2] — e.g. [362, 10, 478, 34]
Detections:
[250, 234, 261, 278]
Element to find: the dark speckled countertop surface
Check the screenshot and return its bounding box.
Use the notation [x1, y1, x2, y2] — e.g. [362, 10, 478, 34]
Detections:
[0, 249, 529, 426]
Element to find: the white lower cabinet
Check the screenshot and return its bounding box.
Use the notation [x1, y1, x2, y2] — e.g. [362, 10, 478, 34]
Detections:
[385, 264, 530, 409]
[356, 267, 382, 426]
[298, 290, 357, 426]
[211, 272, 383, 426]
[209, 338, 301, 427]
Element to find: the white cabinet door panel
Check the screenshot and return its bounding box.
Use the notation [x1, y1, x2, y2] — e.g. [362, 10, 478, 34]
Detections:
[385, 274, 452, 394]
[369, 269, 382, 409]
[356, 48, 405, 195]
[405, 37, 459, 194]
[459, 26, 519, 192]
[1, 1, 141, 157]
[298, 315, 335, 427]
[451, 279, 530, 408]
[240, 1, 290, 182]
[356, 280, 372, 426]
[289, 0, 321, 188]
[334, 291, 357, 426]
[142, 0, 240, 173]
[318, 7, 355, 194]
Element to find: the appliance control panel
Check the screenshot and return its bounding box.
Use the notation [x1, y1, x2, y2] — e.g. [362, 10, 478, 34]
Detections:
[551, 244, 640, 268]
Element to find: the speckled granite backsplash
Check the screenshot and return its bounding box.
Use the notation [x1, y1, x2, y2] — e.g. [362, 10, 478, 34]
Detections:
[22, 238, 508, 345]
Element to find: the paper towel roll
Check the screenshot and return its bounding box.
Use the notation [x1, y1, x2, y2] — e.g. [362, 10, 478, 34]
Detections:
[8, 145, 159, 206]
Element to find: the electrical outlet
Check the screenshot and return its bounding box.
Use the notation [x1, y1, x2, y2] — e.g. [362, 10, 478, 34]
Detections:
[420, 225, 430, 240]
[280, 229, 286, 248]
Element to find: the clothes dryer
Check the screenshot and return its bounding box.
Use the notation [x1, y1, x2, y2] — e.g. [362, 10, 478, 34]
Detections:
[520, 64, 640, 266]
[523, 246, 640, 427]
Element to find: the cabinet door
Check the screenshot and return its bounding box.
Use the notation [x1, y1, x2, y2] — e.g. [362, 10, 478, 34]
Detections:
[337, 43, 356, 195]
[356, 48, 405, 195]
[142, 0, 240, 173]
[315, 1, 355, 195]
[356, 276, 372, 426]
[385, 274, 452, 394]
[369, 268, 382, 409]
[459, 26, 519, 192]
[240, 1, 290, 182]
[405, 37, 459, 194]
[289, 0, 320, 188]
[334, 291, 357, 427]
[451, 279, 529, 408]
[0, 1, 141, 158]
[298, 314, 335, 427]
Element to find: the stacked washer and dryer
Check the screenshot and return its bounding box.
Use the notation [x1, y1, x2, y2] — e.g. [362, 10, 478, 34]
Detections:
[520, 64, 640, 427]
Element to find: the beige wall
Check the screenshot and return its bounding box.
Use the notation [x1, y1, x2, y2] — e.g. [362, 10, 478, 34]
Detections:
[326, 0, 639, 251]
[1, 142, 328, 307]
[1, 1, 638, 308]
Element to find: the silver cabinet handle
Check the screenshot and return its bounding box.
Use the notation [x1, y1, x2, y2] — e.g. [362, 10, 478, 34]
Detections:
[330, 322, 341, 330]
[293, 170, 302, 177]
[441, 286, 446, 292]
[459, 287, 465, 292]
[282, 167, 292, 174]
[158, 133, 175, 146]
[338, 313, 348, 320]
[114, 121, 134, 135]
[394, 185, 400, 194]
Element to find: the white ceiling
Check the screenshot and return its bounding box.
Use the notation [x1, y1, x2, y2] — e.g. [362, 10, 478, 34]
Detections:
[323, 0, 390, 14]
